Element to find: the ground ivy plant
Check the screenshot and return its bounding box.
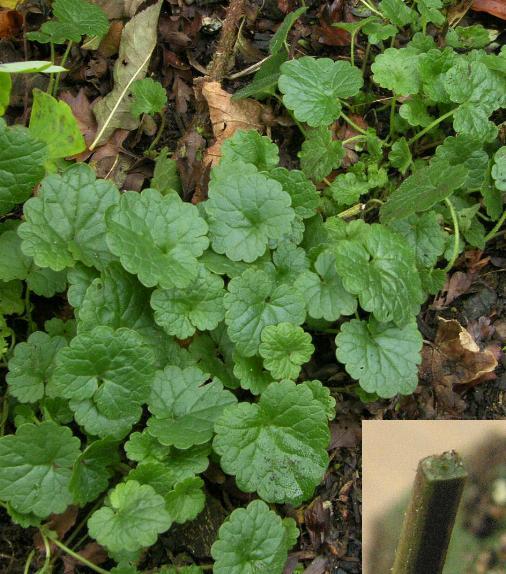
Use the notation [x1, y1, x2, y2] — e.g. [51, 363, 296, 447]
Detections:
[0, 1, 505, 573]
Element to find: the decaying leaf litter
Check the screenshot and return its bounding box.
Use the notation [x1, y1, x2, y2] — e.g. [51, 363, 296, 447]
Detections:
[0, 0, 505, 573]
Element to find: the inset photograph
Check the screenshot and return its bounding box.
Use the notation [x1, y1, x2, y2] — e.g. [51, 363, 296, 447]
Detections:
[363, 420, 506, 574]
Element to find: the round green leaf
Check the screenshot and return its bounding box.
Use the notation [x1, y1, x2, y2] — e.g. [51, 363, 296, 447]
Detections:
[0, 229, 67, 297]
[70, 438, 120, 505]
[106, 188, 209, 289]
[150, 266, 225, 339]
[147, 366, 237, 449]
[0, 119, 48, 216]
[224, 268, 306, 357]
[78, 261, 155, 334]
[125, 431, 171, 464]
[0, 421, 80, 517]
[211, 499, 298, 574]
[130, 78, 167, 118]
[371, 47, 421, 96]
[272, 240, 309, 284]
[302, 380, 336, 420]
[6, 331, 67, 403]
[165, 477, 205, 524]
[220, 129, 279, 172]
[88, 480, 172, 553]
[18, 163, 120, 271]
[279, 57, 363, 127]
[492, 146, 506, 191]
[268, 167, 319, 219]
[206, 170, 295, 263]
[259, 323, 314, 380]
[298, 127, 344, 182]
[213, 380, 329, 504]
[335, 317, 423, 398]
[49, 326, 156, 438]
[233, 353, 274, 395]
[388, 211, 447, 268]
[295, 250, 357, 321]
[333, 223, 424, 326]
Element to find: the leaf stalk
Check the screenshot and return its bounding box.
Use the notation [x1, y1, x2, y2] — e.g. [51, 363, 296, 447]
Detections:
[444, 197, 460, 272]
[408, 108, 456, 146]
[484, 209, 506, 242]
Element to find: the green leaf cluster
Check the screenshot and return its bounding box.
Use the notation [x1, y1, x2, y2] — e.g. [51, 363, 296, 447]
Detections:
[0, 5, 505, 572]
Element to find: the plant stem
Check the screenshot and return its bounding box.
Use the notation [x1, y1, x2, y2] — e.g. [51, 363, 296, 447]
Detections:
[357, 0, 384, 17]
[340, 111, 368, 135]
[47, 42, 56, 94]
[24, 287, 35, 335]
[52, 41, 73, 96]
[391, 451, 467, 574]
[389, 95, 397, 139]
[408, 108, 456, 146]
[361, 41, 370, 76]
[444, 197, 460, 272]
[147, 111, 167, 153]
[40, 530, 52, 573]
[484, 210, 506, 242]
[23, 550, 35, 574]
[337, 203, 365, 219]
[342, 134, 367, 146]
[48, 536, 110, 574]
[350, 31, 356, 67]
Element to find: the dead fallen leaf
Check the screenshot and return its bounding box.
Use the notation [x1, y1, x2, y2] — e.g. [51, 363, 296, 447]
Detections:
[91, 0, 162, 148]
[176, 127, 207, 201]
[63, 542, 108, 574]
[173, 75, 192, 114]
[90, 0, 143, 18]
[468, 316, 495, 344]
[89, 128, 130, 182]
[0, 9, 22, 38]
[424, 318, 498, 389]
[303, 555, 330, 574]
[433, 270, 473, 308]
[463, 249, 490, 274]
[304, 498, 332, 550]
[60, 89, 97, 150]
[471, 0, 506, 19]
[329, 419, 361, 449]
[98, 20, 123, 57]
[201, 80, 270, 168]
[34, 506, 78, 553]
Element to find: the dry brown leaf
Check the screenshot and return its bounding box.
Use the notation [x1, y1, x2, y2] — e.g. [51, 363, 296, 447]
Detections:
[0, 9, 22, 38]
[63, 542, 108, 574]
[98, 20, 123, 57]
[60, 89, 97, 150]
[174, 76, 192, 114]
[471, 0, 506, 19]
[424, 318, 498, 389]
[443, 271, 473, 305]
[329, 419, 361, 449]
[201, 81, 269, 168]
[34, 506, 79, 553]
